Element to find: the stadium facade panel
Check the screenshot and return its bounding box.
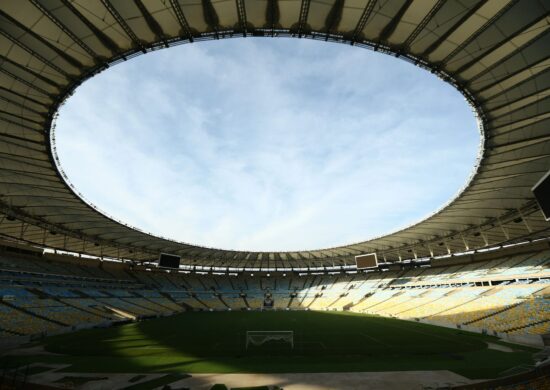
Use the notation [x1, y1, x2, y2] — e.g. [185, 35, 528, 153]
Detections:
[0, 0, 549, 269]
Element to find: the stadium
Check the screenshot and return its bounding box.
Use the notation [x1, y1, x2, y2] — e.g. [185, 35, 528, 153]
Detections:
[0, 0, 550, 389]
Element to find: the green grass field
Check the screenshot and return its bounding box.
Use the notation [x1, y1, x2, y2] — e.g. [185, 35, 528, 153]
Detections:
[4, 311, 540, 379]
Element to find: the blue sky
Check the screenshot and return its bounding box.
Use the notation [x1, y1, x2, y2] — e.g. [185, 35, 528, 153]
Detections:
[54, 38, 479, 252]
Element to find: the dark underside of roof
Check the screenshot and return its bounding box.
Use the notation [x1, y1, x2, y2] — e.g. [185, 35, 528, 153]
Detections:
[0, 0, 549, 268]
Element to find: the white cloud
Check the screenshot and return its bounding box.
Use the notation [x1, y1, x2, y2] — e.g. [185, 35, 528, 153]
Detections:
[55, 38, 479, 252]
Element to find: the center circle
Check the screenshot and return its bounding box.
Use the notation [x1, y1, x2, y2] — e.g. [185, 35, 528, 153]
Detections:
[54, 38, 479, 252]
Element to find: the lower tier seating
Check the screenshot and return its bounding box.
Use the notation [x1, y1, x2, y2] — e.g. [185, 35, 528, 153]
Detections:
[0, 247, 548, 339]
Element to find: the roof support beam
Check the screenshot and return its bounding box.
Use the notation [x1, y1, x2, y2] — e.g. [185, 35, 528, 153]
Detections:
[60, 0, 120, 55]
[297, 0, 311, 37]
[516, 208, 532, 233]
[235, 0, 248, 36]
[480, 230, 489, 246]
[0, 95, 46, 118]
[0, 30, 72, 79]
[169, 0, 194, 42]
[0, 153, 51, 167]
[403, 0, 445, 48]
[0, 120, 46, 139]
[101, 0, 147, 52]
[487, 134, 550, 156]
[0, 11, 83, 69]
[0, 108, 44, 126]
[0, 55, 61, 90]
[498, 218, 510, 240]
[0, 86, 49, 109]
[134, 0, 168, 46]
[420, 0, 487, 59]
[29, 0, 99, 61]
[455, 14, 550, 78]
[439, 0, 518, 65]
[351, 0, 377, 42]
[477, 58, 550, 101]
[0, 67, 53, 99]
[490, 112, 550, 136]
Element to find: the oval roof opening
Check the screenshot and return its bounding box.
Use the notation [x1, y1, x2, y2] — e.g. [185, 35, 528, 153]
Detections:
[54, 38, 479, 252]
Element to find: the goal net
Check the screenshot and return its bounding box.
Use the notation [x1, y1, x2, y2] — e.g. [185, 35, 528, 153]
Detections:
[246, 331, 294, 349]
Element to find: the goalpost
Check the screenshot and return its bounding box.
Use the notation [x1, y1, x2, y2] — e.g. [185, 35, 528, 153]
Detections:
[246, 331, 294, 349]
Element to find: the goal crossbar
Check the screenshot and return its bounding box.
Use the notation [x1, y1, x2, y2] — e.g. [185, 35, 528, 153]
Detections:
[246, 330, 294, 349]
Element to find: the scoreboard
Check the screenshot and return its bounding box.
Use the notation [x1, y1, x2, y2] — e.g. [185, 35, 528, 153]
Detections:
[158, 253, 181, 269]
[355, 253, 378, 269]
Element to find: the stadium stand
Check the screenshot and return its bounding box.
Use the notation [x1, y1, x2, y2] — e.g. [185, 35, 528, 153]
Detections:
[0, 244, 549, 343]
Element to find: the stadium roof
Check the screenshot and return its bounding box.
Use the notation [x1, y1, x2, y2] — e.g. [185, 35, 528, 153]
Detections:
[0, 0, 549, 269]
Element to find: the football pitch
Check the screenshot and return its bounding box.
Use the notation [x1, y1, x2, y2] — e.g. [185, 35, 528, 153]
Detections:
[5, 311, 539, 379]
